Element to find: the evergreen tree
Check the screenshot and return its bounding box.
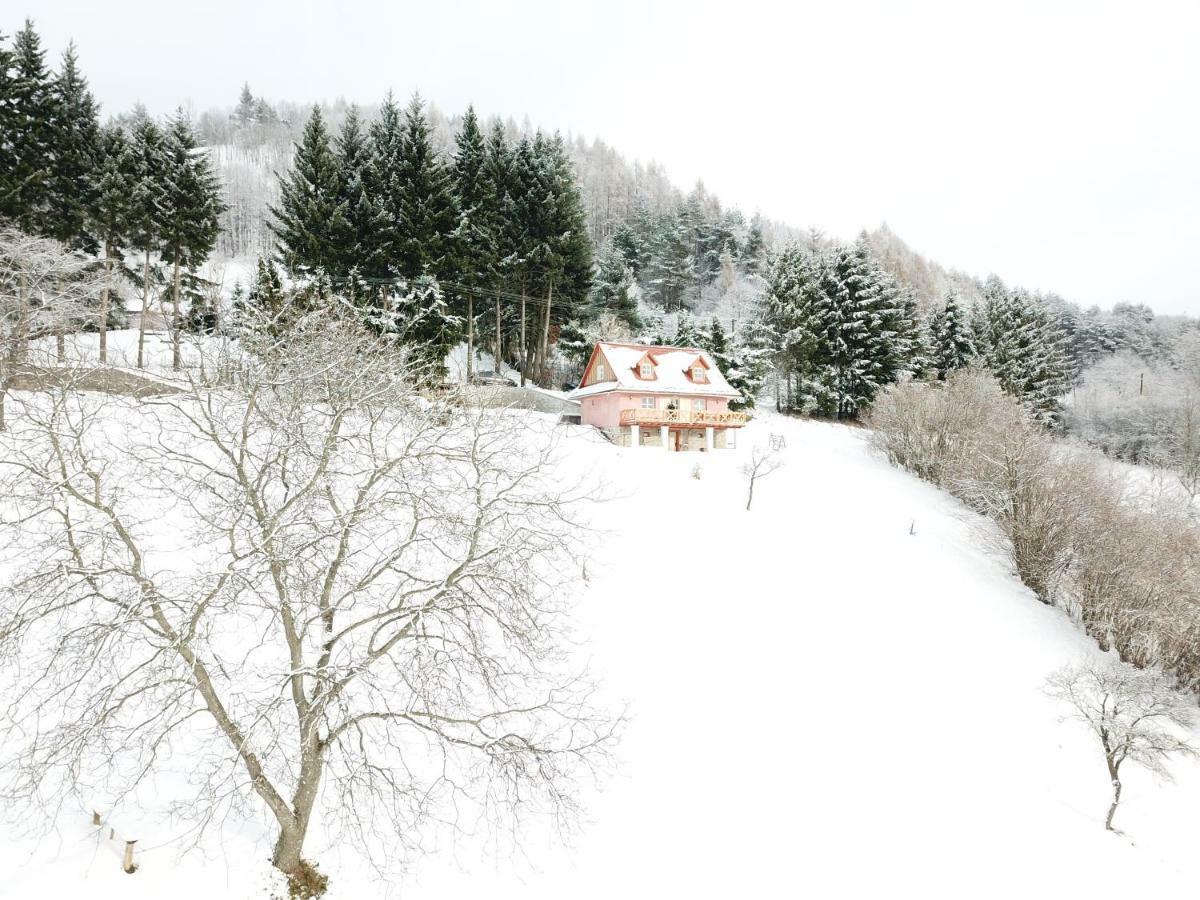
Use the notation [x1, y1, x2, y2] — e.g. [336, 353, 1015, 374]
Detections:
[930, 290, 975, 379]
[92, 122, 135, 361]
[332, 105, 378, 282]
[451, 105, 495, 375]
[976, 278, 1070, 424]
[647, 210, 694, 312]
[45, 41, 101, 251]
[3, 20, 55, 232]
[127, 107, 168, 369]
[589, 242, 640, 328]
[159, 108, 224, 368]
[366, 92, 405, 278]
[479, 121, 518, 366]
[727, 316, 776, 410]
[740, 216, 766, 275]
[270, 105, 347, 276]
[391, 93, 461, 281]
[672, 309, 704, 348]
[0, 30, 14, 206]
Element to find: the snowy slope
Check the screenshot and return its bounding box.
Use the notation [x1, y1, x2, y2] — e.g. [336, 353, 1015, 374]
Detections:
[3, 412, 1200, 898]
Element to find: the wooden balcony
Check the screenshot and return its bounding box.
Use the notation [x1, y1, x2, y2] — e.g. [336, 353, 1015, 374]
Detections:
[620, 407, 748, 427]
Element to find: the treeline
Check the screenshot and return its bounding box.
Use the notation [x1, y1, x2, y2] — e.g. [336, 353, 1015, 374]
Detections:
[0, 19, 225, 369]
[264, 97, 592, 381]
[758, 233, 1200, 426]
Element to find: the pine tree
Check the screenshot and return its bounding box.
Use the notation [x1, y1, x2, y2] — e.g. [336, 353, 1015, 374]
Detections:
[45, 41, 101, 251]
[270, 105, 347, 276]
[930, 290, 975, 379]
[3, 20, 55, 232]
[648, 211, 694, 312]
[159, 108, 224, 368]
[127, 107, 168, 369]
[366, 92, 405, 278]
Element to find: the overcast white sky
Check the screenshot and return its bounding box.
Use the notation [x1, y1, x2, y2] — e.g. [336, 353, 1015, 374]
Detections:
[20, 0, 1200, 314]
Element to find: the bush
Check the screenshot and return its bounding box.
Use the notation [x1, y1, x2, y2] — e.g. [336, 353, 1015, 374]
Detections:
[867, 368, 1200, 692]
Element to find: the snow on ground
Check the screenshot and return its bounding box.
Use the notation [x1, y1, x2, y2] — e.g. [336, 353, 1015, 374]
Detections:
[3, 409, 1200, 898]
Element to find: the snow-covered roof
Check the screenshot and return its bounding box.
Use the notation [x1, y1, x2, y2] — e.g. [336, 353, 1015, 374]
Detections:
[568, 342, 740, 400]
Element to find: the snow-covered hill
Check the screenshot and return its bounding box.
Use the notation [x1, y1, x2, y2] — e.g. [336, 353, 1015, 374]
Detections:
[3, 410, 1200, 898]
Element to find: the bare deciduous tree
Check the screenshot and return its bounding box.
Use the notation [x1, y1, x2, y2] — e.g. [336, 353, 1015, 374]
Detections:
[0, 228, 105, 431]
[0, 301, 618, 893]
[1046, 660, 1197, 831]
[742, 444, 783, 511]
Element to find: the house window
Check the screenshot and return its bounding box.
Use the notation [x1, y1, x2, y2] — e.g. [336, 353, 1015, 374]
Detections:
[640, 396, 656, 409]
[639, 361, 653, 378]
[595, 361, 606, 380]
[692, 366, 706, 382]
[692, 398, 706, 412]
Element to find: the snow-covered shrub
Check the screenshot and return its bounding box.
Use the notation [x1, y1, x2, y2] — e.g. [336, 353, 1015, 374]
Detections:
[868, 366, 1200, 693]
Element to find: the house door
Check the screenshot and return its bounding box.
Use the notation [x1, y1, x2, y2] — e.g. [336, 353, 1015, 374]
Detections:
[673, 430, 682, 452]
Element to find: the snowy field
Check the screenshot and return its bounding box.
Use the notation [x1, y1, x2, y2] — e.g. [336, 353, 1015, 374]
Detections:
[3, 404, 1200, 898]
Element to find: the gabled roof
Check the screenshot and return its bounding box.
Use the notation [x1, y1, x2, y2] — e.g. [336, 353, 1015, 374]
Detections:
[569, 342, 740, 400]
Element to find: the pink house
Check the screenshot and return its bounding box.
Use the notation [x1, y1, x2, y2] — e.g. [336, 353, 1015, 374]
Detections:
[568, 342, 749, 451]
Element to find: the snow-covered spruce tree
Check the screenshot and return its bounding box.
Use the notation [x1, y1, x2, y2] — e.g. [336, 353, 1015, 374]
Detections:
[126, 107, 169, 370]
[269, 105, 348, 277]
[391, 93, 462, 283]
[763, 242, 825, 411]
[589, 241, 640, 329]
[0, 308, 618, 893]
[672, 309, 704, 348]
[726, 316, 776, 410]
[451, 105, 497, 378]
[930, 289, 975, 379]
[975, 277, 1071, 425]
[0, 30, 13, 212]
[158, 108, 224, 369]
[519, 133, 592, 382]
[91, 123, 134, 362]
[44, 41, 101, 252]
[1, 20, 56, 233]
[479, 121, 520, 368]
[740, 215, 766, 276]
[365, 92, 405, 278]
[361, 274, 460, 379]
[331, 105, 380, 286]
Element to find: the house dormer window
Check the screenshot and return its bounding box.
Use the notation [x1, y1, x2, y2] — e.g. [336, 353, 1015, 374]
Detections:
[691, 366, 706, 383]
[595, 361, 606, 381]
[639, 361, 653, 379]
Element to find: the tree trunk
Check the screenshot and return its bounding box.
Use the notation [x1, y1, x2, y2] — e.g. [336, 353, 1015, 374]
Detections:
[1106, 773, 1122, 831]
[171, 249, 182, 371]
[99, 239, 112, 364]
[539, 280, 554, 387]
[270, 743, 324, 883]
[56, 331, 65, 363]
[138, 252, 150, 370]
[519, 290, 527, 388]
[15, 272, 28, 363]
[494, 290, 502, 376]
[466, 291, 474, 381]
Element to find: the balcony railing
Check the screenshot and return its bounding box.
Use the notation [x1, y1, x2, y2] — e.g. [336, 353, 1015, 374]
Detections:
[619, 408, 749, 427]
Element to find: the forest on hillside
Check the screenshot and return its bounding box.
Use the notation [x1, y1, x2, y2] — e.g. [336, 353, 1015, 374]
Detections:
[3, 17, 1199, 458]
